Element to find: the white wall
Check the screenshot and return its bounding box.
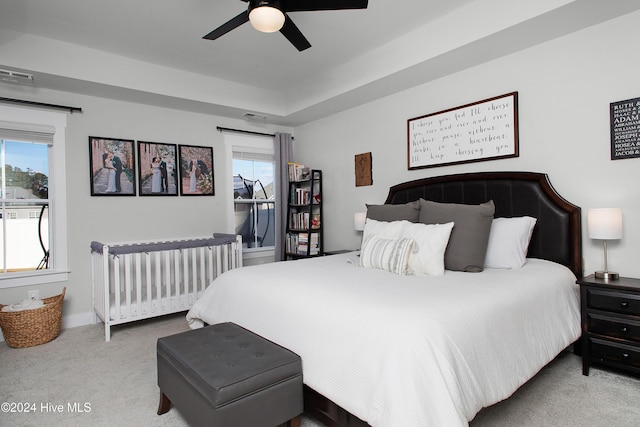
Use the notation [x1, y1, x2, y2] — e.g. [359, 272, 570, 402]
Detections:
[0, 86, 291, 326]
[294, 11, 640, 278]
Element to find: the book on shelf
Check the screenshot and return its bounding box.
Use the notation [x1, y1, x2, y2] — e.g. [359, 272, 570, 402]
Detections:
[290, 187, 311, 205]
[288, 162, 310, 181]
[298, 233, 309, 254]
[309, 232, 319, 255]
[289, 212, 321, 230]
[289, 212, 309, 229]
[285, 232, 320, 255]
[289, 187, 320, 205]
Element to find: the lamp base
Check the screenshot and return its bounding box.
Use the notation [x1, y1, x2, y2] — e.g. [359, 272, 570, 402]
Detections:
[595, 271, 619, 281]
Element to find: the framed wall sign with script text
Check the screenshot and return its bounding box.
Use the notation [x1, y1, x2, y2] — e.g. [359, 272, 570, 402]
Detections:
[407, 92, 519, 170]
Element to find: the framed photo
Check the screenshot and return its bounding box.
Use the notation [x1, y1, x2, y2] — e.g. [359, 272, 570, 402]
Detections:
[137, 141, 178, 196]
[407, 92, 519, 170]
[89, 136, 136, 196]
[178, 145, 214, 196]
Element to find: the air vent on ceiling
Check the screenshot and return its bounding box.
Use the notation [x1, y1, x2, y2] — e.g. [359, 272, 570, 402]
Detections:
[243, 112, 267, 122]
[0, 69, 35, 85]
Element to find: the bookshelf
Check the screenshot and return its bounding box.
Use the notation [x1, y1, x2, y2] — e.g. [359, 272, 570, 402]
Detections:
[286, 166, 323, 258]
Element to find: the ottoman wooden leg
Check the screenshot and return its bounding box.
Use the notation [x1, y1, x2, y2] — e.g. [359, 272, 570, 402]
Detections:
[157, 391, 172, 415]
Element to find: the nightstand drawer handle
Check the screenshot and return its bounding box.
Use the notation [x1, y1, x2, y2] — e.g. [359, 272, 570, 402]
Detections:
[622, 352, 630, 358]
[620, 301, 629, 309]
[621, 326, 629, 334]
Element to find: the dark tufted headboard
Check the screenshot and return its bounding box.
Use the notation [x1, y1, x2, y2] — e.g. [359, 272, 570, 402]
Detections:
[385, 171, 582, 277]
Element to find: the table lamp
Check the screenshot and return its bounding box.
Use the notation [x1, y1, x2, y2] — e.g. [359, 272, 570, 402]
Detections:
[354, 212, 366, 251]
[354, 212, 366, 232]
[587, 208, 622, 280]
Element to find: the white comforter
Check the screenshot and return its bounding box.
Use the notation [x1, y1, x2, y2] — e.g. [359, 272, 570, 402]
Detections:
[186, 253, 580, 427]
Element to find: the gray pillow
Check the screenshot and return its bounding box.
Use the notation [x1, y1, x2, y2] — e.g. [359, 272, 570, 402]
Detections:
[419, 199, 495, 272]
[366, 201, 420, 222]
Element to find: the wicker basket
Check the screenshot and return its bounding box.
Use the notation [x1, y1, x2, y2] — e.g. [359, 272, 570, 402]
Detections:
[0, 287, 66, 348]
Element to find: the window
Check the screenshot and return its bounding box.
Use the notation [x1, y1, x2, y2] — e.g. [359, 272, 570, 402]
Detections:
[0, 106, 68, 288]
[1, 139, 49, 273]
[226, 133, 276, 251]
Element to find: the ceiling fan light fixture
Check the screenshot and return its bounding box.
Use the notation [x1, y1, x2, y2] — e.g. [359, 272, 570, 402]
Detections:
[248, 1, 285, 33]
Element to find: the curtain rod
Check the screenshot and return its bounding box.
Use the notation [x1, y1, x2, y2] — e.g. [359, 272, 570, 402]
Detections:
[0, 97, 82, 114]
[216, 126, 294, 140]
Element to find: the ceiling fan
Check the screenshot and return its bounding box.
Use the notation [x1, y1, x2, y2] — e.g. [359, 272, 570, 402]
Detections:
[203, 0, 369, 51]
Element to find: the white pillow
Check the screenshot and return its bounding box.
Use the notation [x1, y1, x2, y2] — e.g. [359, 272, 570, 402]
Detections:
[362, 219, 454, 276]
[361, 218, 405, 241]
[359, 235, 414, 275]
[401, 221, 454, 276]
[484, 216, 537, 269]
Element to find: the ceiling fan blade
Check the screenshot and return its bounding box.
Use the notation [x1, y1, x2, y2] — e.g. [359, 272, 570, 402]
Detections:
[280, 15, 311, 51]
[285, 0, 368, 12]
[203, 11, 249, 40]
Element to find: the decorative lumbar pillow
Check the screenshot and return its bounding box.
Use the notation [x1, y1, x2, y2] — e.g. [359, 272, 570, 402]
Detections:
[361, 219, 454, 276]
[359, 235, 414, 275]
[419, 199, 495, 272]
[366, 201, 420, 222]
[484, 216, 537, 269]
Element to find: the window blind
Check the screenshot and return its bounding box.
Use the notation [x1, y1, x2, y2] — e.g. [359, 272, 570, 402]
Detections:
[232, 150, 274, 161]
[0, 120, 55, 145]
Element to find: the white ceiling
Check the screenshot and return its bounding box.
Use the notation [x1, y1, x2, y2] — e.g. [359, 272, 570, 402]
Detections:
[1, 0, 639, 126]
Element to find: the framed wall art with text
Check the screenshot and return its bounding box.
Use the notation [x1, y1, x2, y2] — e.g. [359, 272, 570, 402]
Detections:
[610, 96, 640, 160]
[407, 92, 519, 170]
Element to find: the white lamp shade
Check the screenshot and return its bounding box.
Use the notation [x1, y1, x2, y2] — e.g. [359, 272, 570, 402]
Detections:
[249, 6, 285, 33]
[354, 212, 366, 231]
[587, 208, 623, 240]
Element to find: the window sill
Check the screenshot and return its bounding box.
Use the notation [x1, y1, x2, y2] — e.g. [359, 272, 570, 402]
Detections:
[242, 247, 275, 258]
[0, 270, 70, 289]
[242, 247, 275, 266]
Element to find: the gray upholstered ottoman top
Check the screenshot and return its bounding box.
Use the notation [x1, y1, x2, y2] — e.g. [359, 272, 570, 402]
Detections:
[157, 322, 302, 407]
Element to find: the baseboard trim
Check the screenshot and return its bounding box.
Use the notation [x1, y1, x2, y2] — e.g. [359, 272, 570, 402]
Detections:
[62, 311, 96, 329]
[1, 311, 96, 343]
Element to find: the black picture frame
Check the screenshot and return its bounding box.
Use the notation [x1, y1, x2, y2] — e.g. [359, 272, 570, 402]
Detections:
[178, 145, 214, 196]
[610, 96, 640, 160]
[89, 136, 136, 196]
[137, 141, 178, 196]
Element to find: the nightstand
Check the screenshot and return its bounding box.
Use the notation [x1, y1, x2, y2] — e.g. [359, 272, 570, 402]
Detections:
[577, 274, 640, 376]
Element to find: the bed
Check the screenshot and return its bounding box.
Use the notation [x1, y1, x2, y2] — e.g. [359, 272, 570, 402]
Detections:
[186, 171, 583, 427]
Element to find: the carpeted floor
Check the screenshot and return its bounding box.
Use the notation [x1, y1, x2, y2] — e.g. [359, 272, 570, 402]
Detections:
[1, 313, 638, 426]
[471, 346, 640, 426]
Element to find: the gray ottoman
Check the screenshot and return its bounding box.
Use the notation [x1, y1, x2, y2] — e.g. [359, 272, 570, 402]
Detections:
[157, 322, 303, 427]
